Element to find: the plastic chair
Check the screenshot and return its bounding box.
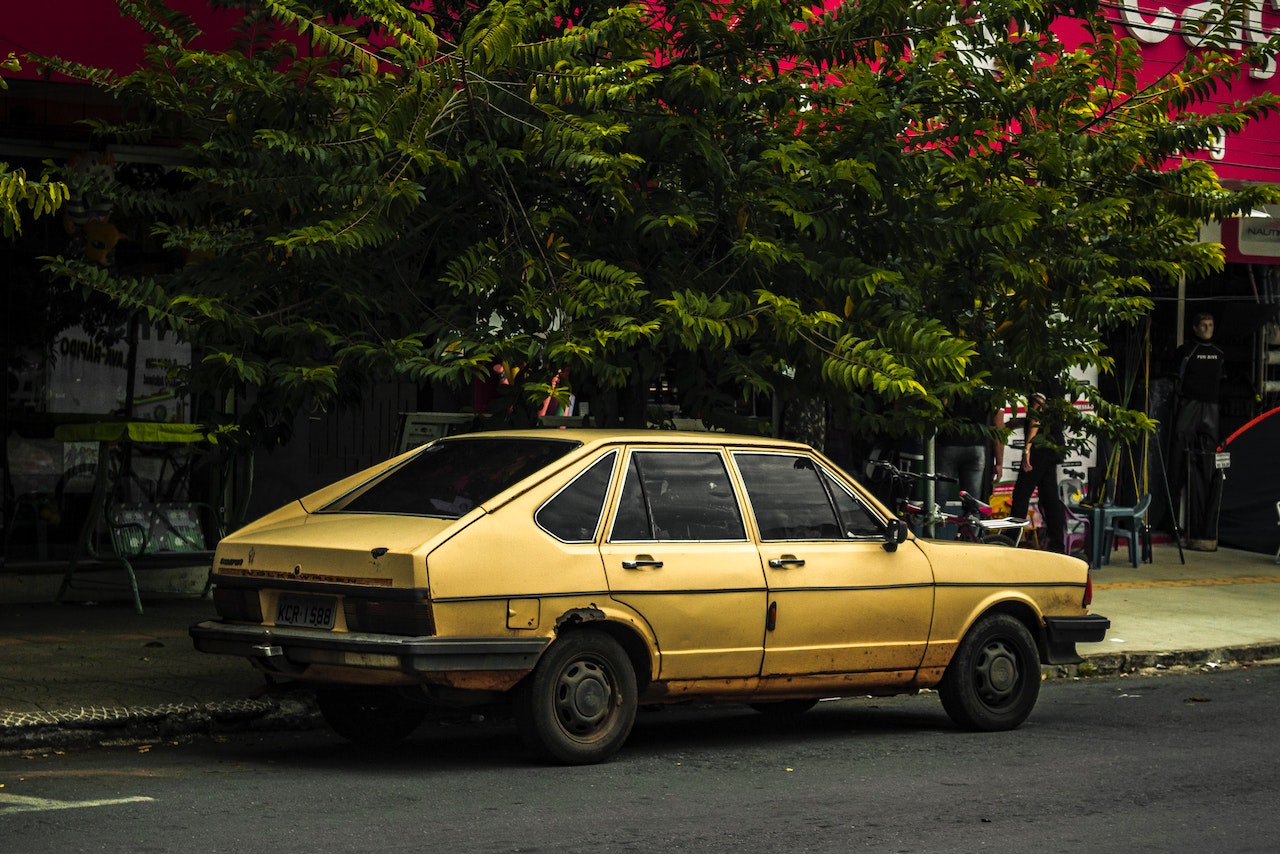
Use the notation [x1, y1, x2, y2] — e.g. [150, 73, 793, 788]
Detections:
[1060, 478, 1090, 557]
[1097, 493, 1152, 568]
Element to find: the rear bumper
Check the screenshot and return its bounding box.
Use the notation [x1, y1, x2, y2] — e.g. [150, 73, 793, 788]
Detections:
[190, 620, 550, 676]
[1042, 614, 1111, 665]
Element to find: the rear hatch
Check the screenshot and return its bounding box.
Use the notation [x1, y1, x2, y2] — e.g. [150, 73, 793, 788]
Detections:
[214, 512, 454, 589]
[210, 512, 459, 635]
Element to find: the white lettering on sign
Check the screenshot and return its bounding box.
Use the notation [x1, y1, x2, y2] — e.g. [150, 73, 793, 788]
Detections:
[1208, 129, 1227, 160]
[1120, 2, 1177, 44]
[1116, 0, 1279, 79]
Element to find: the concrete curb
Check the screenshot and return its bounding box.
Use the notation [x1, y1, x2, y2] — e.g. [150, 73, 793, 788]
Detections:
[0, 695, 322, 753]
[6, 647, 1279, 754]
[1056, 641, 1280, 679]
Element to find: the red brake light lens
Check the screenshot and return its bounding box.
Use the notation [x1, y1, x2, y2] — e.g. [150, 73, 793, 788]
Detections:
[213, 587, 263, 622]
[343, 598, 435, 636]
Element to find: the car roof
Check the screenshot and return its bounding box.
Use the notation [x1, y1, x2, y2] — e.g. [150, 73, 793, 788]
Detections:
[438, 428, 817, 453]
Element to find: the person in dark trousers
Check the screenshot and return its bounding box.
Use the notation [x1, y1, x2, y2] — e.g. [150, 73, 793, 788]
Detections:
[1009, 386, 1066, 553]
[1169, 311, 1226, 550]
[935, 394, 994, 502]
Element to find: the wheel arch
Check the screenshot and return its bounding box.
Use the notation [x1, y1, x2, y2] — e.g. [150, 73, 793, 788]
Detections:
[551, 608, 656, 694]
[976, 598, 1048, 663]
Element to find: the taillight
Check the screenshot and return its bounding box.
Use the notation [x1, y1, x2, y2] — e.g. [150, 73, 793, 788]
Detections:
[344, 598, 435, 636]
[213, 587, 263, 622]
[1083, 571, 1094, 607]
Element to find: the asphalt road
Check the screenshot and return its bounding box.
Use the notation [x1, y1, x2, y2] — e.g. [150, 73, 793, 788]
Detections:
[2, 665, 1277, 853]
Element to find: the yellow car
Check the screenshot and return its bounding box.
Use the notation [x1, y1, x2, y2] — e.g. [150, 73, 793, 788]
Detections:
[191, 429, 1108, 764]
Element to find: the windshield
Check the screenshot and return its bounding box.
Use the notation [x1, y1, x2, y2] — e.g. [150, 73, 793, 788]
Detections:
[323, 437, 580, 518]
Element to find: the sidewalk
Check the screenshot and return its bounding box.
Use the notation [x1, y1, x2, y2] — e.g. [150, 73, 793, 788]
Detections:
[2, 543, 1279, 752]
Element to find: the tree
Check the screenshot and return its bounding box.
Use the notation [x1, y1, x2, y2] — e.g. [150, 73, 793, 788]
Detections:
[1, 54, 69, 237]
[29, 0, 1280, 452]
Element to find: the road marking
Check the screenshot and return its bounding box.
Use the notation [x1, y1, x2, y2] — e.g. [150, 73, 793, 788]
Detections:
[0, 793, 154, 815]
[1095, 575, 1280, 590]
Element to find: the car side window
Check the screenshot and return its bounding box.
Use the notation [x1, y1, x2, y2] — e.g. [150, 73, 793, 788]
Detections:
[735, 452, 882, 540]
[609, 450, 746, 542]
[535, 452, 617, 543]
[822, 469, 885, 537]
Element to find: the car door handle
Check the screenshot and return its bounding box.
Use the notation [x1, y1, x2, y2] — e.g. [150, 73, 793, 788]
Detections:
[768, 555, 805, 568]
[622, 557, 663, 570]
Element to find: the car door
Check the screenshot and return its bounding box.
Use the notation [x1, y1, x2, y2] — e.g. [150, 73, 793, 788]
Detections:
[599, 447, 767, 681]
[732, 451, 935, 679]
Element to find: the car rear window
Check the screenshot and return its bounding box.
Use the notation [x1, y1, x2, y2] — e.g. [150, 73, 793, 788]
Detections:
[323, 437, 580, 518]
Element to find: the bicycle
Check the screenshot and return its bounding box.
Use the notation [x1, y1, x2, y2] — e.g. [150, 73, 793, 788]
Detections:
[866, 459, 1028, 547]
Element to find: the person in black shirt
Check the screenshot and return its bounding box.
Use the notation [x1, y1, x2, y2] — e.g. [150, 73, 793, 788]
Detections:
[1172, 312, 1225, 438]
[1009, 385, 1066, 553]
[1169, 312, 1225, 550]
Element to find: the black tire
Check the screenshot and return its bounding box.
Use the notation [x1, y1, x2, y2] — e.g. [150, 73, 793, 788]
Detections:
[980, 534, 1017, 547]
[938, 613, 1041, 731]
[514, 630, 638, 765]
[316, 687, 427, 746]
[749, 699, 820, 717]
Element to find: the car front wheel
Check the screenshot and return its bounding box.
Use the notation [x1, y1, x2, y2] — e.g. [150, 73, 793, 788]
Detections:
[938, 613, 1041, 731]
[514, 630, 638, 765]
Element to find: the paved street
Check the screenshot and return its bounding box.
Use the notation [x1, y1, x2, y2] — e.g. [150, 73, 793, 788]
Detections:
[1, 542, 1278, 752]
[2, 666, 1278, 853]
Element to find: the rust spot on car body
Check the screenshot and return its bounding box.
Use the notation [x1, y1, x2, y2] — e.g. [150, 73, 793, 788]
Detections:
[554, 606, 607, 632]
[420, 670, 527, 692]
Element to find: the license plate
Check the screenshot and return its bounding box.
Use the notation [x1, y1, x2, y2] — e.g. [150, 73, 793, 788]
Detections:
[275, 595, 338, 629]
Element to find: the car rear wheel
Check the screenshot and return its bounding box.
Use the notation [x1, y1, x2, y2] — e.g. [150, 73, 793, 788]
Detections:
[316, 687, 427, 746]
[938, 613, 1041, 731]
[514, 630, 637, 765]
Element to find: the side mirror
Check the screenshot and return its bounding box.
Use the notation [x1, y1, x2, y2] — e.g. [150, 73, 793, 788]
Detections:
[882, 518, 909, 552]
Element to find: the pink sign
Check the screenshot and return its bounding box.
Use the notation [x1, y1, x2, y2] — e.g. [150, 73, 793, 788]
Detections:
[2, 1, 235, 81]
[1057, 2, 1280, 183]
[6, 2, 1277, 183]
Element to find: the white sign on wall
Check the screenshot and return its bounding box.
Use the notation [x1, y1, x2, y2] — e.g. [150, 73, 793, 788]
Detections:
[1237, 217, 1280, 258]
[994, 367, 1101, 487]
[45, 323, 191, 421]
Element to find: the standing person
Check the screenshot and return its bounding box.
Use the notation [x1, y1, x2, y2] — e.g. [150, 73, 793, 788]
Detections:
[1168, 311, 1226, 550]
[1009, 385, 1066, 553]
[936, 393, 994, 502]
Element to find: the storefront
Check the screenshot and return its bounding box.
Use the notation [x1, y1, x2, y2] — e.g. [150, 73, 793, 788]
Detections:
[4, 2, 1280, 568]
[2, 4, 230, 572]
[1097, 2, 1280, 434]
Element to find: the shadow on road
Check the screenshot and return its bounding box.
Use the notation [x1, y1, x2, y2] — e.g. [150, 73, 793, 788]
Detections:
[182, 692, 959, 771]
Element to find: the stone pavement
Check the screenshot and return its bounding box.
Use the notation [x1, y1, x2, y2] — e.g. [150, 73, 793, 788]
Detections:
[1, 542, 1278, 752]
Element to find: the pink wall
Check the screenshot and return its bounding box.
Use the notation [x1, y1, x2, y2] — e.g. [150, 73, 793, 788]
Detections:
[5, 1, 1278, 183]
[1057, 1, 1280, 184]
[1, 0, 235, 81]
